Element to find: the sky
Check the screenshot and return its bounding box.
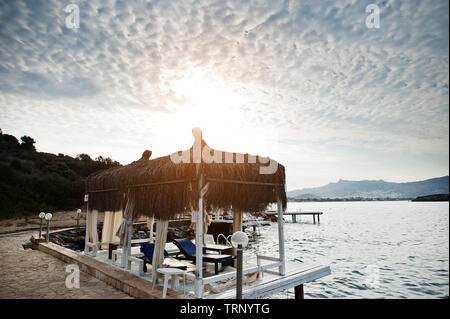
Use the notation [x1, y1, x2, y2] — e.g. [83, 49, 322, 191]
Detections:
[0, 0, 448, 191]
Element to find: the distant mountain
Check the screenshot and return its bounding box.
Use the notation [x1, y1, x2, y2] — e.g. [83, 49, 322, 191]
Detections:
[288, 176, 449, 199]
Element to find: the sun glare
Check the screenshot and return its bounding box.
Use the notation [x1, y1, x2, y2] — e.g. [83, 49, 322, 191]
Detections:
[149, 69, 281, 160]
[164, 71, 245, 142]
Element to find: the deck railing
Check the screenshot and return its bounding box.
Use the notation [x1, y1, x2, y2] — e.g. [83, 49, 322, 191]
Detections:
[201, 255, 282, 285]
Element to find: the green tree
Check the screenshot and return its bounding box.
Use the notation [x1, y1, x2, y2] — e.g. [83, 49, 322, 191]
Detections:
[76, 153, 92, 161]
[20, 136, 36, 151]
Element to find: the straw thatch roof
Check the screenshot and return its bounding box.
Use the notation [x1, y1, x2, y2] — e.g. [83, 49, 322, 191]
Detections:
[86, 129, 286, 219]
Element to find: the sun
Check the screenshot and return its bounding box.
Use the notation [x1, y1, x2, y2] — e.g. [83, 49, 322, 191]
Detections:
[162, 70, 247, 145]
[150, 68, 279, 159]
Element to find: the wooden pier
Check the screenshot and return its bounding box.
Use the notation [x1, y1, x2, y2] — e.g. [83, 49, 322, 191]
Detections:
[205, 261, 331, 299]
[266, 211, 323, 224]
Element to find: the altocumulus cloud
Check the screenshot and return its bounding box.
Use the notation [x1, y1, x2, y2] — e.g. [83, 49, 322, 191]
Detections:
[0, 67, 101, 99]
[0, 0, 448, 188]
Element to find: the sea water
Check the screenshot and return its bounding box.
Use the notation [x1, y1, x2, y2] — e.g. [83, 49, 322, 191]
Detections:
[246, 201, 449, 298]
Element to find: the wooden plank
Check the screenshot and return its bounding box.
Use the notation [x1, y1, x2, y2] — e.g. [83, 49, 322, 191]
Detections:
[131, 238, 151, 244]
[203, 244, 232, 250]
[257, 255, 280, 262]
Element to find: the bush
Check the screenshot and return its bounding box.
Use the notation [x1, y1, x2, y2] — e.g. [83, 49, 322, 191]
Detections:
[10, 159, 22, 170]
[0, 131, 122, 219]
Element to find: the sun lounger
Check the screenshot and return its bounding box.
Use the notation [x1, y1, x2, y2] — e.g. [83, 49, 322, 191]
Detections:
[172, 238, 234, 274]
[140, 243, 187, 272]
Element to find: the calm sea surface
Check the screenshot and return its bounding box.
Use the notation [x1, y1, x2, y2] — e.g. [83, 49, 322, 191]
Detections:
[246, 201, 449, 299]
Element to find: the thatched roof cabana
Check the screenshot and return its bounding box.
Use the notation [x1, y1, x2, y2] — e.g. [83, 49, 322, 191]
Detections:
[85, 129, 286, 220]
[83, 129, 288, 299]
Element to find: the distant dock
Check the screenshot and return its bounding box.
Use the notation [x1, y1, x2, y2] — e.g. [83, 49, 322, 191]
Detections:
[265, 211, 323, 224]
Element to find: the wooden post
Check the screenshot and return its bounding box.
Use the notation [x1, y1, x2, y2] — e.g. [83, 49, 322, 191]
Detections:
[232, 211, 243, 234]
[277, 199, 286, 276]
[293, 214, 296, 223]
[318, 214, 320, 224]
[294, 284, 304, 299]
[313, 214, 316, 224]
[232, 211, 243, 266]
[236, 244, 243, 299]
[195, 196, 204, 298]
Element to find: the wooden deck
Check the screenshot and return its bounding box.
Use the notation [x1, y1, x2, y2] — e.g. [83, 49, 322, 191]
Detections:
[205, 261, 331, 299]
[39, 239, 330, 299]
[210, 219, 271, 226]
[37, 242, 190, 299]
[266, 211, 323, 224]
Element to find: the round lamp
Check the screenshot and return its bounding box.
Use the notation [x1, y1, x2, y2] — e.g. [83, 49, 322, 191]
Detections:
[231, 231, 249, 248]
[39, 212, 46, 219]
[45, 213, 53, 221]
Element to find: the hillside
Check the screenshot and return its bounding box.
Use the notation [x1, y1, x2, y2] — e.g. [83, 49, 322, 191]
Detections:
[0, 130, 121, 219]
[288, 176, 449, 200]
[412, 194, 449, 202]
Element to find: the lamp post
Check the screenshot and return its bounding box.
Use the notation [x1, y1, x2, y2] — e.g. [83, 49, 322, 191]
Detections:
[38, 212, 45, 238]
[45, 213, 53, 244]
[76, 209, 82, 227]
[231, 231, 249, 299]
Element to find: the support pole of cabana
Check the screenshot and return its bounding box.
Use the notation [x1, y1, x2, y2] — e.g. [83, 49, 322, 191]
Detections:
[121, 215, 133, 269]
[84, 201, 90, 254]
[125, 218, 133, 270]
[195, 195, 204, 298]
[277, 199, 286, 276]
[149, 216, 155, 243]
[152, 219, 169, 284]
[84, 205, 98, 256]
[120, 195, 134, 268]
